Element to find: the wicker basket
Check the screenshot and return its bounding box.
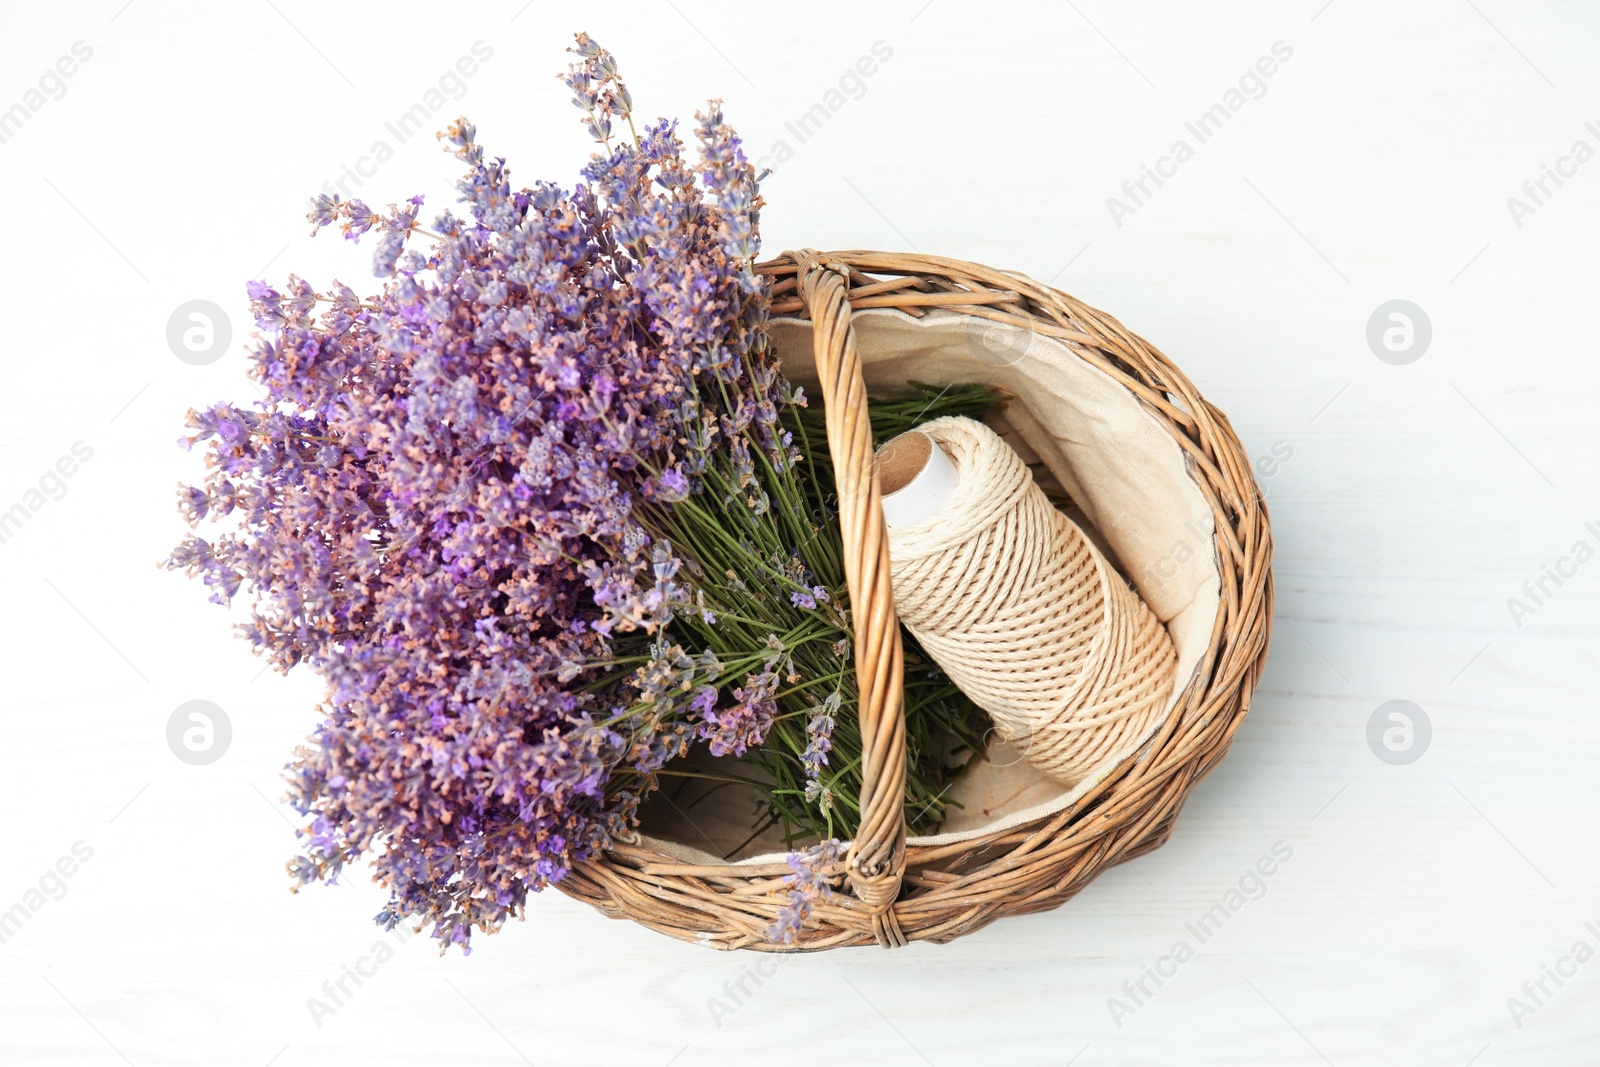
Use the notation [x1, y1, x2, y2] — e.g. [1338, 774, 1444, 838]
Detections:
[555, 249, 1274, 950]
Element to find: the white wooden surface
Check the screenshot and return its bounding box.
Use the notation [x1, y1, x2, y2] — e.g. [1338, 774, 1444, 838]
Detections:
[2, 2, 1597, 1064]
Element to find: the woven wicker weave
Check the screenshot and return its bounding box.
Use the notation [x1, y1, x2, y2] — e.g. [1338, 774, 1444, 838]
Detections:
[555, 249, 1275, 951]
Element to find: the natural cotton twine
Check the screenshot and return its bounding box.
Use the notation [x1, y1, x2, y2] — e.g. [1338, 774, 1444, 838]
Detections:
[879, 416, 1179, 786]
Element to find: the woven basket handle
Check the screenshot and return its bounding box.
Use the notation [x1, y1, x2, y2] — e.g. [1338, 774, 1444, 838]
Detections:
[787, 249, 908, 947]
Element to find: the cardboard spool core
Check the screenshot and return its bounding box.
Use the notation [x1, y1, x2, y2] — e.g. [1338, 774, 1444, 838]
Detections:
[877, 430, 960, 529]
[877, 430, 931, 494]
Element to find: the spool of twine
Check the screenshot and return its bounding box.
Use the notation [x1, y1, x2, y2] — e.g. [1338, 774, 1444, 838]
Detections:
[877, 416, 1179, 786]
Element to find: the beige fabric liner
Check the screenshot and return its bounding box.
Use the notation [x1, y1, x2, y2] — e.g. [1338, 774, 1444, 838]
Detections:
[633, 309, 1220, 865]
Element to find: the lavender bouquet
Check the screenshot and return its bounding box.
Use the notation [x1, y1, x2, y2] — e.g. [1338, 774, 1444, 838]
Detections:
[169, 35, 989, 951]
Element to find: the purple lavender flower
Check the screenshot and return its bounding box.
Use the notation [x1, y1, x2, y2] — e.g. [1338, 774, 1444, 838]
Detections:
[169, 32, 774, 955]
[767, 839, 842, 944]
[694, 667, 776, 757]
[801, 694, 838, 780]
[657, 466, 690, 501]
[306, 193, 342, 235]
